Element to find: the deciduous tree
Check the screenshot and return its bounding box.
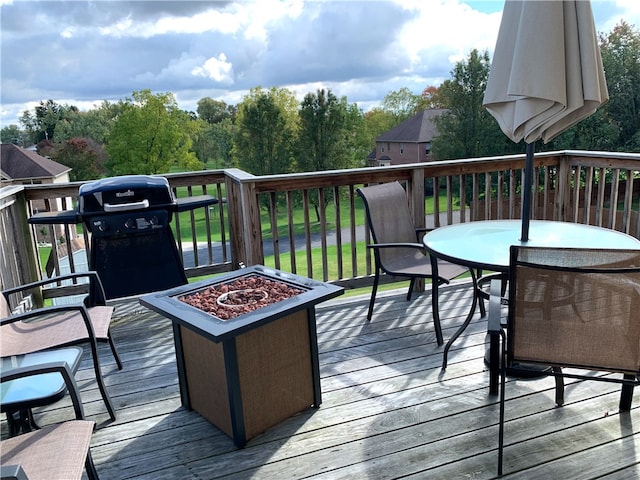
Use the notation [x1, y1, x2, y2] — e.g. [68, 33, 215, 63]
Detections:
[106, 90, 202, 175]
[431, 49, 511, 160]
[55, 137, 108, 181]
[232, 87, 297, 175]
[599, 21, 640, 151]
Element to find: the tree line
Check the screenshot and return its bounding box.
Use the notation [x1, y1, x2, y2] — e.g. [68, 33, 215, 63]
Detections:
[1, 21, 638, 181]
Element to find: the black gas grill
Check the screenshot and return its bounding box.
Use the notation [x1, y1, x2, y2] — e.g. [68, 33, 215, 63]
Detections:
[30, 175, 217, 300]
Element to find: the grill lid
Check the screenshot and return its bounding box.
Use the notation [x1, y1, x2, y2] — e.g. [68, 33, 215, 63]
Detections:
[78, 175, 175, 214]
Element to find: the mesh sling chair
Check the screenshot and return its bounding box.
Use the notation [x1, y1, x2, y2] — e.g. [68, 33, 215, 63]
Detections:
[1, 272, 122, 423]
[0, 361, 99, 480]
[357, 182, 472, 345]
[488, 246, 640, 476]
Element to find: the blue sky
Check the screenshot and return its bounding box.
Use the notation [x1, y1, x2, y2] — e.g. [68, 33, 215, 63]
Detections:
[1, 0, 638, 127]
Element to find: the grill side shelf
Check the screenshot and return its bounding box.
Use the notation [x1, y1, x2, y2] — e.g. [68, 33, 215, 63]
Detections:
[28, 210, 80, 225]
[174, 195, 218, 212]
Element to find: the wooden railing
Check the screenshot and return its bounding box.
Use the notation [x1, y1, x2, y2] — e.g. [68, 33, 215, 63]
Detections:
[1, 150, 638, 305]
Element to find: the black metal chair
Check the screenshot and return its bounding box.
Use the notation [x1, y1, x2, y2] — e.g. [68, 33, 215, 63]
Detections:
[357, 182, 472, 345]
[489, 246, 640, 476]
[0, 361, 100, 480]
[1, 272, 122, 422]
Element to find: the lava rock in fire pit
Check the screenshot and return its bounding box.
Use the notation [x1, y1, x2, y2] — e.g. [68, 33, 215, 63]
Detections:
[178, 274, 304, 320]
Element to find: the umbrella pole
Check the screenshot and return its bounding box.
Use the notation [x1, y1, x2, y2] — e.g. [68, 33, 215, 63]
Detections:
[520, 142, 535, 242]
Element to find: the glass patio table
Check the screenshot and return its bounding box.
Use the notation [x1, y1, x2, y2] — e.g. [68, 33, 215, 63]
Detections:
[423, 219, 640, 394]
[1, 347, 83, 436]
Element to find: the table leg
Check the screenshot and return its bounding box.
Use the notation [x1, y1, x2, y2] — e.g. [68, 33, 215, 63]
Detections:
[5, 408, 40, 437]
[442, 270, 478, 369]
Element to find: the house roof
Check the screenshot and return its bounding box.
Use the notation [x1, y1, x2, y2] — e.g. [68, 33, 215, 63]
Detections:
[0, 143, 71, 181]
[376, 109, 447, 143]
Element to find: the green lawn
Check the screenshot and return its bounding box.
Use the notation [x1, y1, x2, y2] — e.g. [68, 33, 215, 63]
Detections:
[174, 191, 457, 243]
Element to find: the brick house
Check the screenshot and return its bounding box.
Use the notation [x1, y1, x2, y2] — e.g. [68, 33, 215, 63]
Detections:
[368, 109, 446, 166]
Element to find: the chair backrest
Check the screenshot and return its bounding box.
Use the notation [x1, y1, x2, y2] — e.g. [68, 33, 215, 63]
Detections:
[507, 246, 640, 375]
[357, 182, 420, 265]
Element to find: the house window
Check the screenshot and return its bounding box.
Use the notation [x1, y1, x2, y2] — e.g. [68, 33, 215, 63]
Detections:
[379, 160, 391, 167]
[425, 142, 432, 156]
[400, 143, 404, 155]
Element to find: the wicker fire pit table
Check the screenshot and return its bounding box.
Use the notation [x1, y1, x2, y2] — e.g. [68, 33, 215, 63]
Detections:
[140, 265, 343, 448]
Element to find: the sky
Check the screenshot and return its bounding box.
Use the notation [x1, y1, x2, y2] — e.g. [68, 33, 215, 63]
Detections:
[1, 0, 639, 128]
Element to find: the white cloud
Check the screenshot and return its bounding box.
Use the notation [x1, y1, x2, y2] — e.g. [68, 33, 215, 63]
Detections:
[192, 53, 234, 84]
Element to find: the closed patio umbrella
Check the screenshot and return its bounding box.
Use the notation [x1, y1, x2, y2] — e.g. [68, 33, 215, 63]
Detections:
[483, 0, 608, 241]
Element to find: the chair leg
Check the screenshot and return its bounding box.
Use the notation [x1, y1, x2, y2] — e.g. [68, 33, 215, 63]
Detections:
[553, 367, 565, 407]
[406, 278, 416, 301]
[366, 269, 381, 322]
[619, 374, 635, 412]
[85, 451, 100, 480]
[88, 339, 117, 421]
[107, 331, 123, 370]
[497, 329, 507, 476]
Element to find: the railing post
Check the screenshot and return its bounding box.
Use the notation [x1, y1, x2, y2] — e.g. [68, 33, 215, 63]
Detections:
[555, 154, 571, 222]
[224, 169, 264, 269]
[409, 169, 426, 293]
[0, 186, 42, 301]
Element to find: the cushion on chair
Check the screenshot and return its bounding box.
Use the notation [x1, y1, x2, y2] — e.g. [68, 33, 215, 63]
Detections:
[0, 306, 114, 357]
[1, 295, 11, 318]
[0, 420, 95, 480]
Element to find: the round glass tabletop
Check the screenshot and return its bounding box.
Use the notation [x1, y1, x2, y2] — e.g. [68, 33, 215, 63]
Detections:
[423, 220, 640, 271]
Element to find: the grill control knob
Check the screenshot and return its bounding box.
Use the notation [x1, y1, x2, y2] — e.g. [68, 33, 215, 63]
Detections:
[96, 222, 107, 232]
[149, 215, 159, 225]
[124, 218, 136, 229]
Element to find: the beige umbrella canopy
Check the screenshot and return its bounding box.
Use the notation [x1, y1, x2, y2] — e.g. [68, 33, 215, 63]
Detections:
[483, 0, 608, 240]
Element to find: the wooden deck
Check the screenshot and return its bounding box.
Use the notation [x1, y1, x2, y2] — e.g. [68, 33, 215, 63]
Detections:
[3, 281, 639, 479]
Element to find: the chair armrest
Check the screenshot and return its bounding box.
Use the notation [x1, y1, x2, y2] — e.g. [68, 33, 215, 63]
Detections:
[1, 361, 85, 421]
[366, 242, 424, 250]
[487, 279, 503, 334]
[1, 465, 29, 480]
[415, 228, 434, 242]
[2, 271, 108, 308]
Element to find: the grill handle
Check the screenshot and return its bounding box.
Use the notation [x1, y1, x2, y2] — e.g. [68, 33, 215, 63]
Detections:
[104, 200, 149, 212]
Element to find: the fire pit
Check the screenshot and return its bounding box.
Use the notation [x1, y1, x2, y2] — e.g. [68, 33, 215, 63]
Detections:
[139, 265, 343, 448]
[178, 274, 303, 320]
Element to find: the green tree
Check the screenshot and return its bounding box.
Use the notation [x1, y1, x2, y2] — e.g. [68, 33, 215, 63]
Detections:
[297, 89, 352, 172]
[431, 49, 512, 160]
[197, 97, 236, 124]
[232, 87, 297, 175]
[0, 125, 27, 145]
[599, 21, 640, 151]
[381, 87, 421, 122]
[53, 101, 121, 146]
[19, 100, 78, 145]
[193, 117, 235, 168]
[342, 102, 369, 168]
[362, 108, 397, 154]
[106, 90, 202, 175]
